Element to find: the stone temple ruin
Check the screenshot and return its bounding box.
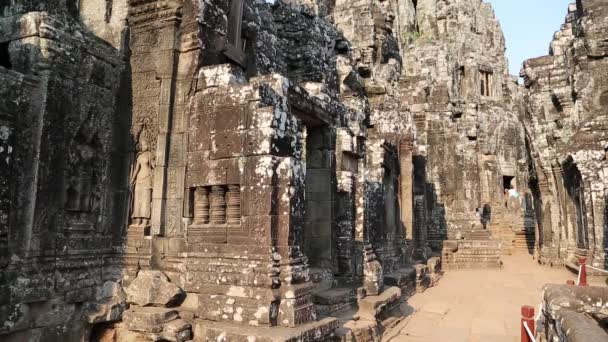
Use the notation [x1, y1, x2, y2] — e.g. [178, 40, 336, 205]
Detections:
[0, 0, 607, 341]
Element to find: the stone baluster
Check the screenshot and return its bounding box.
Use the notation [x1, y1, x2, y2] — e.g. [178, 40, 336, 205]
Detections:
[193, 187, 210, 225]
[210, 185, 226, 224]
[226, 185, 241, 225]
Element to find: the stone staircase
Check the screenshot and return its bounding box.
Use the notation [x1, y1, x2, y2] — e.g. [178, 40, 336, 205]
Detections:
[489, 210, 535, 254]
[442, 240, 502, 269]
[512, 229, 535, 252]
[463, 229, 492, 240]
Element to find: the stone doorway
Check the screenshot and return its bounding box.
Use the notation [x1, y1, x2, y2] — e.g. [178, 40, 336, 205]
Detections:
[564, 162, 589, 250]
[502, 175, 514, 191]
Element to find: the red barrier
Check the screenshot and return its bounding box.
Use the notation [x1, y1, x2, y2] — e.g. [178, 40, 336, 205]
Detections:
[578, 257, 588, 286]
[521, 305, 535, 342]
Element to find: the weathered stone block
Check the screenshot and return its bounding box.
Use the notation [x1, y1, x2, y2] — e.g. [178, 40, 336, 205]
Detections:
[210, 106, 246, 134]
[122, 307, 178, 333]
[84, 301, 127, 324]
[358, 286, 401, 320]
[163, 318, 191, 334]
[125, 271, 185, 307]
[241, 185, 276, 216]
[65, 286, 94, 303]
[210, 130, 244, 159]
[242, 156, 277, 186]
[243, 128, 274, 156]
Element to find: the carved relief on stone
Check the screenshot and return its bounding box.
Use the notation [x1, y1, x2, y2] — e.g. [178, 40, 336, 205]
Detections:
[129, 138, 154, 229]
[66, 119, 101, 214]
[132, 117, 158, 159]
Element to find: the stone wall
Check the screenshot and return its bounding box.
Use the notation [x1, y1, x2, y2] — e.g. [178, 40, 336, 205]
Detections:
[522, 0, 608, 269]
[0, 7, 126, 341]
[395, 0, 531, 252]
[6, 0, 608, 341]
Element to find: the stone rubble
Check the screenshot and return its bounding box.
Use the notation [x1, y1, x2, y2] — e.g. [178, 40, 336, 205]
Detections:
[125, 271, 185, 307]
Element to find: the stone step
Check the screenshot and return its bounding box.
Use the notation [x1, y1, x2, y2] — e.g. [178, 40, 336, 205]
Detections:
[443, 261, 502, 270]
[357, 286, 402, 321]
[310, 267, 334, 292]
[313, 287, 356, 306]
[449, 250, 501, 255]
[315, 302, 355, 318]
[194, 317, 338, 341]
[384, 267, 416, 288]
[512, 231, 535, 250]
[462, 230, 492, 240]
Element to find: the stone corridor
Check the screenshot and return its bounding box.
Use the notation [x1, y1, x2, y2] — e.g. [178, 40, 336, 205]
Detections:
[383, 253, 602, 342]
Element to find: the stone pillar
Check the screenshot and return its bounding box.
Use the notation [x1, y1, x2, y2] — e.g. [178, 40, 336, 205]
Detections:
[363, 245, 383, 295]
[193, 187, 210, 225]
[226, 185, 241, 225]
[399, 138, 414, 240]
[210, 185, 226, 224]
[127, 2, 183, 237]
[358, 141, 384, 296]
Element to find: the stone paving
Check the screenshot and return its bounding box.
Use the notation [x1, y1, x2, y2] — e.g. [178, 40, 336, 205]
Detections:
[383, 253, 599, 342]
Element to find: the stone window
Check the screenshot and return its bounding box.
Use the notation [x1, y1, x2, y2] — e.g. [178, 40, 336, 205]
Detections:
[480, 70, 493, 97]
[223, 0, 247, 67]
[191, 185, 241, 226]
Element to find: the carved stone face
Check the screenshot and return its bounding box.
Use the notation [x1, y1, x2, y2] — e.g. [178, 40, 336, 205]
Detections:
[140, 140, 149, 152]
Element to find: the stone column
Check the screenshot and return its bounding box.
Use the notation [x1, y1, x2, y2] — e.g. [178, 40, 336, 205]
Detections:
[399, 137, 414, 240]
[226, 185, 241, 225]
[127, 2, 183, 237]
[193, 187, 210, 225]
[358, 144, 384, 296]
[210, 185, 226, 224]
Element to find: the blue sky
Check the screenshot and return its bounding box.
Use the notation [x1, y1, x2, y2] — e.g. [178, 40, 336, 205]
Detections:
[487, 0, 572, 75]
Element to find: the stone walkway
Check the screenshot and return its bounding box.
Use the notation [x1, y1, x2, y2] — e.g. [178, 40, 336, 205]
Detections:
[383, 253, 583, 342]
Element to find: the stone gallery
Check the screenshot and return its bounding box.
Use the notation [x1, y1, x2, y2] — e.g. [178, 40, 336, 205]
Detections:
[0, 0, 606, 341]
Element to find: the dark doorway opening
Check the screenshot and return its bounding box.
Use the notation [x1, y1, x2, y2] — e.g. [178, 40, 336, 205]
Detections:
[0, 42, 12, 69]
[503, 175, 514, 190]
[563, 161, 589, 249]
[303, 125, 335, 271]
